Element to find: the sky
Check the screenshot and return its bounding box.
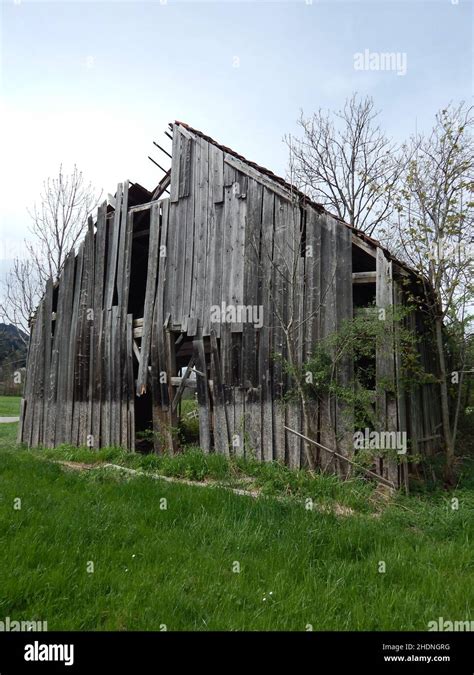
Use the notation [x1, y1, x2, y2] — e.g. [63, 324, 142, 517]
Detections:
[0, 0, 472, 269]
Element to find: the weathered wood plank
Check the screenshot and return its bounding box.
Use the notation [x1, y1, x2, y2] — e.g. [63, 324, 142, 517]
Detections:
[242, 178, 263, 387]
[335, 220, 353, 478]
[259, 187, 275, 462]
[210, 144, 224, 204]
[319, 215, 338, 472]
[193, 330, 211, 453]
[91, 202, 107, 448]
[178, 134, 193, 198]
[41, 278, 54, 446]
[105, 183, 123, 309]
[169, 125, 181, 203]
[136, 202, 160, 395]
[224, 153, 293, 203]
[54, 252, 76, 445]
[66, 243, 84, 444]
[210, 330, 229, 454]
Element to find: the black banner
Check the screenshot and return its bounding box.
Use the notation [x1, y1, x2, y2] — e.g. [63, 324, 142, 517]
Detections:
[0, 631, 471, 674]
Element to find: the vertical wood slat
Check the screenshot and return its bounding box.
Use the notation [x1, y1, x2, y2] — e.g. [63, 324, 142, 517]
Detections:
[126, 313, 135, 450]
[242, 178, 262, 388]
[106, 183, 123, 310]
[301, 208, 321, 467]
[376, 247, 398, 486]
[319, 215, 337, 472]
[116, 181, 129, 308]
[154, 200, 170, 410]
[136, 202, 160, 395]
[120, 209, 135, 450]
[234, 387, 245, 458]
[210, 330, 230, 454]
[54, 252, 76, 445]
[193, 138, 210, 331]
[25, 306, 38, 445]
[273, 196, 289, 465]
[193, 329, 211, 453]
[220, 184, 233, 383]
[169, 124, 181, 203]
[30, 300, 45, 447]
[101, 308, 111, 447]
[92, 202, 107, 448]
[334, 221, 353, 477]
[41, 278, 54, 446]
[110, 305, 121, 447]
[65, 244, 84, 444]
[210, 144, 224, 204]
[79, 223, 95, 445]
[259, 187, 275, 462]
[178, 134, 193, 198]
[23, 313, 40, 445]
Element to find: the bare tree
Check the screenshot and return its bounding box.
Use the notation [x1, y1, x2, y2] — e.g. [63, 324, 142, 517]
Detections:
[287, 94, 402, 237]
[27, 164, 100, 284]
[392, 102, 474, 483]
[0, 259, 42, 344]
[1, 165, 100, 339]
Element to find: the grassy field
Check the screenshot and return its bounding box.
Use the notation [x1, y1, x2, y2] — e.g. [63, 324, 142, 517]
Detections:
[0, 395, 472, 630]
[0, 395, 20, 417]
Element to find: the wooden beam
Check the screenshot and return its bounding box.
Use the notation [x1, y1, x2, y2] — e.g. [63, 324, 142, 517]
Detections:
[132, 340, 141, 363]
[153, 141, 172, 159]
[352, 271, 377, 284]
[151, 171, 171, 201]
[224, 154, 294, 203]
[171, 355, 195, 412]
[284, 426, 396, 489]
[352, 233, 377, 258]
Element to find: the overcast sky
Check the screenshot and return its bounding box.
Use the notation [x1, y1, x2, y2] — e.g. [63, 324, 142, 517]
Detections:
[0, 0, 472, 268]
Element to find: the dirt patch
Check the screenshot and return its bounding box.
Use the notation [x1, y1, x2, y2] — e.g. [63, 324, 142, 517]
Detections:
[49, 459, 368, 517]
[54, 460, 98, 472]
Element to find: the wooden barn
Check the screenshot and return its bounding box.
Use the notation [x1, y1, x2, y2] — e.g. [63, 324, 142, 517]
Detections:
[18, 122, 443, 489]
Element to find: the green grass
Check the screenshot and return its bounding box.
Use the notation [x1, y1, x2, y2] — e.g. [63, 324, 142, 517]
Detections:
[0, 402, 473, 631]
[0, 395, 21, 417]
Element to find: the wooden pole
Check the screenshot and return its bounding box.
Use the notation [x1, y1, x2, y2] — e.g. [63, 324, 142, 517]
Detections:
[284, 426, 396, 489]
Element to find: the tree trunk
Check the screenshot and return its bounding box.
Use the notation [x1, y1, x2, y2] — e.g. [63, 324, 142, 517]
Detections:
[435, 318, 455, 484]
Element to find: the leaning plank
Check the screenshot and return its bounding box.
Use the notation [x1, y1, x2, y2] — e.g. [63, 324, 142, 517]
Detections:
[171, 355, 195, 413]
[116, 180, 129, 308]
[105, 183, 123, 309]
[224, 154, 293, 203]
[285, 427, 396, 489]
